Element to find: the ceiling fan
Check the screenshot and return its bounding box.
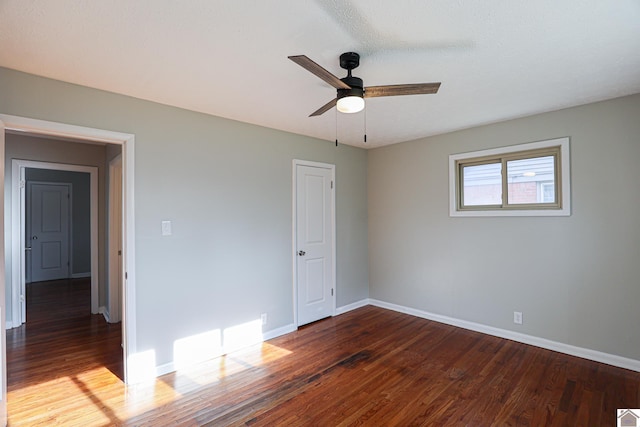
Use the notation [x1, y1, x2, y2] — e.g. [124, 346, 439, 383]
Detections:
[288, 52, 441, 117]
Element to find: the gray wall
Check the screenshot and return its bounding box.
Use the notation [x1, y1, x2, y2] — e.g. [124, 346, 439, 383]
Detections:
[368, 93, 640, 361]
[25, 168, 91, 277]
[0, 67, 369, 368]
[4, 134, 108, 311]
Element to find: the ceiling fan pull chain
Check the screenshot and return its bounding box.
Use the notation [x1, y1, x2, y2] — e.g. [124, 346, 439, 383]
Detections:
[335, 108, 339, 147]
[364, 107, 367, 144]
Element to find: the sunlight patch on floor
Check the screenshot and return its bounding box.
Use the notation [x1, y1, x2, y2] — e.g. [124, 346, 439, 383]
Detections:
[14, 319, 296, 424]
[170, 321, 293, 388]
[8, 367, 124, 426]
[123, 376, 184, 416]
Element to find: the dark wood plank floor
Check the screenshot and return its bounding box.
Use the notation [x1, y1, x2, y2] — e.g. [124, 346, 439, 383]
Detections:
[6, 282, 640, 426]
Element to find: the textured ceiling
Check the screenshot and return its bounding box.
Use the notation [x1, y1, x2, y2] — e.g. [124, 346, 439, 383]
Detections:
[1, 1, 639, 148]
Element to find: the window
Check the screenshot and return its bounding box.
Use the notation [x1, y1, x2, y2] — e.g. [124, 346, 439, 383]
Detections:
[459, 151, 559, 208]
[449, 137, 570, 217]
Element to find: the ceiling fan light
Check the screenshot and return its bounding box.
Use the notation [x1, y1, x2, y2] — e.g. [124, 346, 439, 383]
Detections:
[336, 95, 365, 113]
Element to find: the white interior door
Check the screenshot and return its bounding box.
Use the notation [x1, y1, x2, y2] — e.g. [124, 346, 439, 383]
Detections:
[27, 182, 71, 283]
[295, 162, 335, 326]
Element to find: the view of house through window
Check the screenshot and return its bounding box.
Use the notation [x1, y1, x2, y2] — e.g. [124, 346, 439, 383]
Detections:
[449, 137, 570, 217]
[506, 155, 555, 204]
[462, 162, 502, 206]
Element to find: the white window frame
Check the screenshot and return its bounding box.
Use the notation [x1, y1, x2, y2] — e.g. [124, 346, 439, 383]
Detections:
[449, 137, 571, 217]
[539, 181, 555, 203]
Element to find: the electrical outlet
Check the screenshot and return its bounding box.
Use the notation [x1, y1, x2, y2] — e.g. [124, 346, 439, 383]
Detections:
[261, 313, 268, 326]
[513, 311, 523, 325]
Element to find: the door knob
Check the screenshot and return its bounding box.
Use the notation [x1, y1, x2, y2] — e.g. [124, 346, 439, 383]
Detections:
[298, 250, 306, 256]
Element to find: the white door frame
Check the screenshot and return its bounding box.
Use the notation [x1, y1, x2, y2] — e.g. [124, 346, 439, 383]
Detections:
[0, 114, 137, 386]
[292, 159, 336, 327]
[107, 154, 122, 323]
[0, 123, 6, 425]
[15, 162, 96, 322]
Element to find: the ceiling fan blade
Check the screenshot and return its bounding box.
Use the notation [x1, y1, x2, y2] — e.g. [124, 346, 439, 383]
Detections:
[364, 83, 441, 98]
[289, 55, 351, 90]
[309, 98, 337, 117]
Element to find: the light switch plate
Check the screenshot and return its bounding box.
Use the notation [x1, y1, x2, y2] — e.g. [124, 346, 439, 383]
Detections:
[161, 220, 172, 236]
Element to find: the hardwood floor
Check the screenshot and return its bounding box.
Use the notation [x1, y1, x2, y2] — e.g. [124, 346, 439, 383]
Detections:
[6, 284, 640, 426]
[7, 279, 123, 425]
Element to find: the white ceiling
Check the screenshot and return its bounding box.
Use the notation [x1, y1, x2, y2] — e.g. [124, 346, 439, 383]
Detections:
[1, 1, 639, 148]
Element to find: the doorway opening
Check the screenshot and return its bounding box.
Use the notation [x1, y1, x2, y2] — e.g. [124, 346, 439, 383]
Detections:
[12, 161, 99, 326]
[0, 114, 137, 388]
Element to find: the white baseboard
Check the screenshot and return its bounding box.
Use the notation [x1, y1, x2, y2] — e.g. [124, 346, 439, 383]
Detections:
[99, 306, 111, 323]
[369, 299, 640, 372]
[336, 299, 369, 315]
[151, 297, 640, 380]
[5, 320, 17, 330]
[72, 272, 91, 279]
[156, 361, 175, 378]
[263, 323, 297, 341]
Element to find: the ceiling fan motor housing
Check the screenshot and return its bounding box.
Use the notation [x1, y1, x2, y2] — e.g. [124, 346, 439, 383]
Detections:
[339, 52, 363, 100]
[338, 75, 364, 100]
[339, 52, 360, 70]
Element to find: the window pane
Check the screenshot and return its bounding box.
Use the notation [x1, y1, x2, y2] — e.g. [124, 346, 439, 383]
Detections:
[506, 156, 555, 204]
[462, 162, 502, 206]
